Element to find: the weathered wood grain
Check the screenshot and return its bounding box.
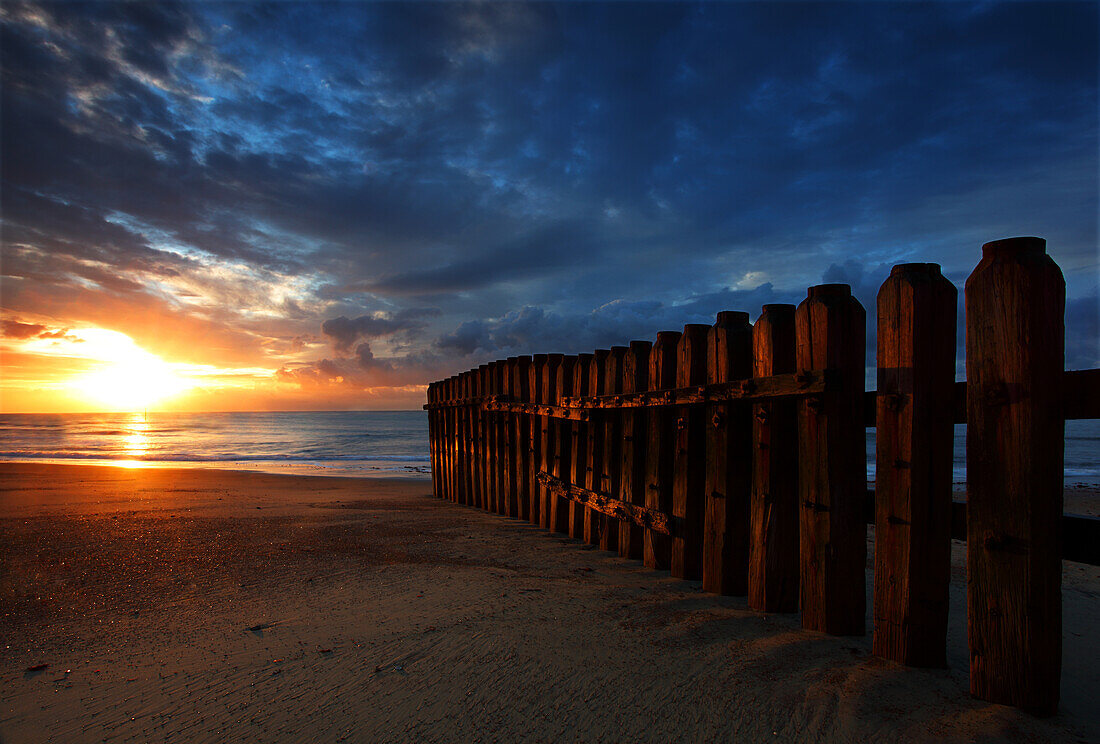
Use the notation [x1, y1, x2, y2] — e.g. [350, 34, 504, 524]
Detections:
[749, 304, 799, 613]
[672, 324, 710, 580]
[551, 356, 575, 533]
[569, 354, 593, 540]
[477, 365, 490, 510]
[528, 355, 546, 524]
[873, 263, 956, 667]
[966, 237, 1064, 714]
[703, 311, 753, 595]
[644, 332, 680, 570]
[585, 349, 610, 546]
[599, 347, 627, 552]
[619, 340, 651, 560]
[513, 357, 532, 520]
[536, 471, 677, 537]
[541, 354, 564, 529]
[796, 284, 866, 636]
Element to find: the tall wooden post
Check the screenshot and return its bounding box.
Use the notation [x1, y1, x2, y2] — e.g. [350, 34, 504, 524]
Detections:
[539, 354, 563, 528]
[585, 349, 610, 546]
[468, 369, 479, 507]
[966, 237, 1064, 714]
[489, 361, 504, 513]
[749, 304, 799, 612]
[503, 357, 520, 517]
[427, 382, 439, 498]
[672, 325, 710, 579]
[441, 376, 452, 501]
[513, 356, 532, 520]
[873, 263, 956, 667]
[619, 340, 651, 560]
[468, 371, 481, 508]
[599, 346, 627, 552]
[462, 370, 475, 506]
[529, 355, 547, 525]
[703, 311, 753, 595]
[796, 284, 866, 635]
[550, 355, 572, 532]
[460, 373, 469, 503]
[570, 354, 593, 540]
[645, 331, 680, 570]
[475, 365, 488, 510]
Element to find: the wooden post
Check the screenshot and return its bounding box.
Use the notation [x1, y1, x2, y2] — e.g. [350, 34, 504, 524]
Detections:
[873, 263, 956, 667]
[703, 311, 754, 595]
[477, 364, 489, 510]
[796, 284, 866, 635]
[585, 350, 610, 545]
[466, 371, 479, 508]
[529, 355, 547, 525]
[966, 237, 1064, 714]
[672, 324, 710, 579]
[645, 331, 680, 570]
[541, 354, 564, 529]
[451, 374, 459, 501]
[619, 340, 651, 560]
[599, 346, 627, 552]
[749, 304, 799, 613]
[489, 361, 504, 513]
[427, 382, 439, 498]
[514, 356, 532, 520]
[461, 370, 474, 506]
[552, 355, 575, 533]
[440, 377, 450, 501]
[570, 353, 593, 540]
[503, 357, 520, 517]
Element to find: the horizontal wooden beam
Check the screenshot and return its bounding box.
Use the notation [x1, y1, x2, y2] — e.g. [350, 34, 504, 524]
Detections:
[431, 369, 1098, 424]
[483, 400, 590, 421]
[561, 369, 833, 409]
[536, 471, 679, 537]
[862, 368, 1100, 426]
[862, 490, 1100, 566]
[423, 396, 488, 411]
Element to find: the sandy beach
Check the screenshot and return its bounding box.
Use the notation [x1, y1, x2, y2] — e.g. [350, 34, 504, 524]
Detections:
[1, 462, 1097, 743]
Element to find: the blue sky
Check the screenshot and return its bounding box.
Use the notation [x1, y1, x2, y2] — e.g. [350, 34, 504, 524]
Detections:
[1, 1, 1096, 409]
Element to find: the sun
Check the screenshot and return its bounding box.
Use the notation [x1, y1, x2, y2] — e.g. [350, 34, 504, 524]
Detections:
[67, 330, 192, 411]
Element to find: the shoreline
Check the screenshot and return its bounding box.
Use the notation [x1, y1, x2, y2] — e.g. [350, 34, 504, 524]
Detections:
[1, 462, 1097, 742]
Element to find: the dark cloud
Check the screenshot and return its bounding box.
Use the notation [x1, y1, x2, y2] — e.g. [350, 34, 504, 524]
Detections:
[2, 1, 1095, 402]
[321, 308, 440, 352]
[1, 320, 46, 339]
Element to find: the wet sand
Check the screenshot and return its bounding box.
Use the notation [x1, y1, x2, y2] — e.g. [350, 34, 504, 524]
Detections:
[1, 462, 1097, 743]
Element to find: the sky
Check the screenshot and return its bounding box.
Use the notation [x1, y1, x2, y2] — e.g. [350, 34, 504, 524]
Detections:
[1, 0, 1096, 413]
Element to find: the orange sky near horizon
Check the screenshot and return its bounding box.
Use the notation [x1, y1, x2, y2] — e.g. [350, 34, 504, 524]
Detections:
[0, 323, 429, 414]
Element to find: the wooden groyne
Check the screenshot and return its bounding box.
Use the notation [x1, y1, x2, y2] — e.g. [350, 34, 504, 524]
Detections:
[425, 237, 1099, 715]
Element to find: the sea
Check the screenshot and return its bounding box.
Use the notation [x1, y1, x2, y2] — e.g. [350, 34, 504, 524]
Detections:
[0, 411, 1096, 486]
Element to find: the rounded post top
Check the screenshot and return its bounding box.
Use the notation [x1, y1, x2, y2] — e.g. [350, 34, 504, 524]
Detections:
[506, 356, 519, 363]
[593, 348, 610, 359]
[576, 352, 594, 361]
[545, 352, 564, 363]
[629, 339, 653, 352]
[807, 283, 851, 299]
[682, 323, 711, 335]
[532, 353, 548, 363]
[760, 303, 796, 316]
[715, 310, 750, 326]
[982, 236, 1045, 257]
[610, 345, 629, 354]
[654, 330, 682, 345]
[890, 262, 942, 277]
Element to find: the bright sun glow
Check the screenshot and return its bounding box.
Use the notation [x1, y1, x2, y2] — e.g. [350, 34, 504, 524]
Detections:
[67, 329, 193, 411]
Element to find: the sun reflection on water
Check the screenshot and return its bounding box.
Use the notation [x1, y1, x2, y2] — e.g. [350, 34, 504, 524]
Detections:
[117, 414, 152, 468]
